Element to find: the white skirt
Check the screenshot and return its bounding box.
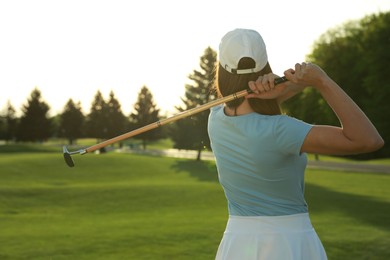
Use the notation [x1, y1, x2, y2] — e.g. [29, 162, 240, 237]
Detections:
[216, 213, 327, 260]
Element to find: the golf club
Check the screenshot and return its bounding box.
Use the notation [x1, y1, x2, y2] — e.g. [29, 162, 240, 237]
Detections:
[63, 76, 288, 167]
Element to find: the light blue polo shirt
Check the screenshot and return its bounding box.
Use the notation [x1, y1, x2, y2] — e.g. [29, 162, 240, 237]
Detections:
[208, 105, 313, 216]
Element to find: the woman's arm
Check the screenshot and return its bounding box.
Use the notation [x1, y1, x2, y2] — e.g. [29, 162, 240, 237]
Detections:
[285, 63, 384, 155]
[248, 62, 384, 155]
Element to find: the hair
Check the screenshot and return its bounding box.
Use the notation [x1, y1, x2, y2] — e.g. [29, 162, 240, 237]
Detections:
[213, 57, 281, 115]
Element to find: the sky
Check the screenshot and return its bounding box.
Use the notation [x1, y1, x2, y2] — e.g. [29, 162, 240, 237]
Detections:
[1, 0, 389, 117]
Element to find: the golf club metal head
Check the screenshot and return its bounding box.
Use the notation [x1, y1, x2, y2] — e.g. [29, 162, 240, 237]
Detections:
[62, 146, 88, 167]
[63, 146, 75, 167]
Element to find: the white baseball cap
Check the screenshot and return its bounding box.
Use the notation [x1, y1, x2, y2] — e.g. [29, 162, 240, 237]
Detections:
[219, 28, 268, 74]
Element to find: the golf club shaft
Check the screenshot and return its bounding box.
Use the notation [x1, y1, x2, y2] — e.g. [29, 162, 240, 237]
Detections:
[84, 90, 249, 153]
[85, 76, 287, 153]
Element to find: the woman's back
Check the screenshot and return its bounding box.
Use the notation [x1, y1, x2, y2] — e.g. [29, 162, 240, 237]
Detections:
[208, 105, 312, 216]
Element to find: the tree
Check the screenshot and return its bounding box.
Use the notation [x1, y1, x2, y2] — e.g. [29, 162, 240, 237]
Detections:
[283, 11, 390, 159]
[17, 88, 51, 142]
[129, 86, 161, 150]
[357, 12, 390, 159]
[171, 47, 217, 160]
[4, 101, 18, 143]
[106, 90, 126, 142]
[0, 101, 18, 142]
[282, 87, 338, 126]
[59, 99, 85, 145]
[0, 110, 5, 140]
[86, 90, 108, 141]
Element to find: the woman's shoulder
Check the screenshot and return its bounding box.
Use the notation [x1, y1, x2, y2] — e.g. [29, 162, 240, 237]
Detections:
[276, 114, 311, 126]
[210, 104, 224, 112]
[210, 106, 308, 126]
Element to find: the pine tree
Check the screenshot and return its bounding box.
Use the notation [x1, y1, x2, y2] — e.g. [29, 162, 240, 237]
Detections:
[17, 88, 51, 142]
[130, 86, 161, 149]
[59, 99, 85, 145]
[4, 100, 18, 143]
[86, 90, 108, 141]
[106, 90, 126, 140]
[171, 47, 217, 160]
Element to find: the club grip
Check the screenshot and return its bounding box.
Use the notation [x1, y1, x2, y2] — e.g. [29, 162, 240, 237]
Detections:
[247, 76, 288, 94]
[274, 76, 288, 85]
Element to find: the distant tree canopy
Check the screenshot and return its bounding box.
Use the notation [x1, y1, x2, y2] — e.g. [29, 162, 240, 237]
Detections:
[59, 99, 85, 145]
[17, 88, 51, 142]
[171, 47, 217, 160]
[1, 101, 18, 142]
[86, 90, 127, 145]
[129, 86, 162, 150]
[86, 90, 108, 140]
[106, 90, 127, 139]
[283, 11, 390, 159]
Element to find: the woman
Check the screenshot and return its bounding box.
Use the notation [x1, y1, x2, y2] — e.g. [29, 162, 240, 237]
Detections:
[208, 28, 384, 260]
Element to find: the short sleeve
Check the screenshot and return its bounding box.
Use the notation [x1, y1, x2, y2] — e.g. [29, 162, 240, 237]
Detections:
[274, 115, 313, 155]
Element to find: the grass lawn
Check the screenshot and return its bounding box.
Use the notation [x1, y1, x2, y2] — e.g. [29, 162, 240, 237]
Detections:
[0, 144, 389, 259]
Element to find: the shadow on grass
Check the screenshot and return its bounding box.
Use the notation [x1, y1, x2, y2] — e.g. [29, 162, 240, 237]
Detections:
[325, 238, 390, 260]
[306, 183, 390, 231]
[170, 161, 390, 231]
[171, 160, 219, 183]
[0, 144, 60, 153]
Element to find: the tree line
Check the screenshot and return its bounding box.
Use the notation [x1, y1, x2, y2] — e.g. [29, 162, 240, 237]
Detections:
[1, 12, 389, 159]
[1, 86, 166, 149]
[0, 46, 217, 160]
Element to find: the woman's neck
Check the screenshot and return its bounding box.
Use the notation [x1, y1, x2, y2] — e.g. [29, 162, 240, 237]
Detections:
[224, 99, 253, 116]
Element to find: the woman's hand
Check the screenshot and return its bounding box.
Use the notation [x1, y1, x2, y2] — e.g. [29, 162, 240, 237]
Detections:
[246, 62, 331, 102]
[284, 62, 330, 89]
[247, 73, 288, 100]
[246, 72, 305, 103]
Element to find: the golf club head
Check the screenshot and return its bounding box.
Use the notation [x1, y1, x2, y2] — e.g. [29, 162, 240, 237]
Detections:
[63, 146, 75, 167]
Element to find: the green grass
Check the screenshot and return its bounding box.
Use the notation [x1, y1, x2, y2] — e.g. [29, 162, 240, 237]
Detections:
[0, 145, 389, 259]
[145, 138, 174, 150]
[307, 153, 390, 165]
[305, 170, 390, 259]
